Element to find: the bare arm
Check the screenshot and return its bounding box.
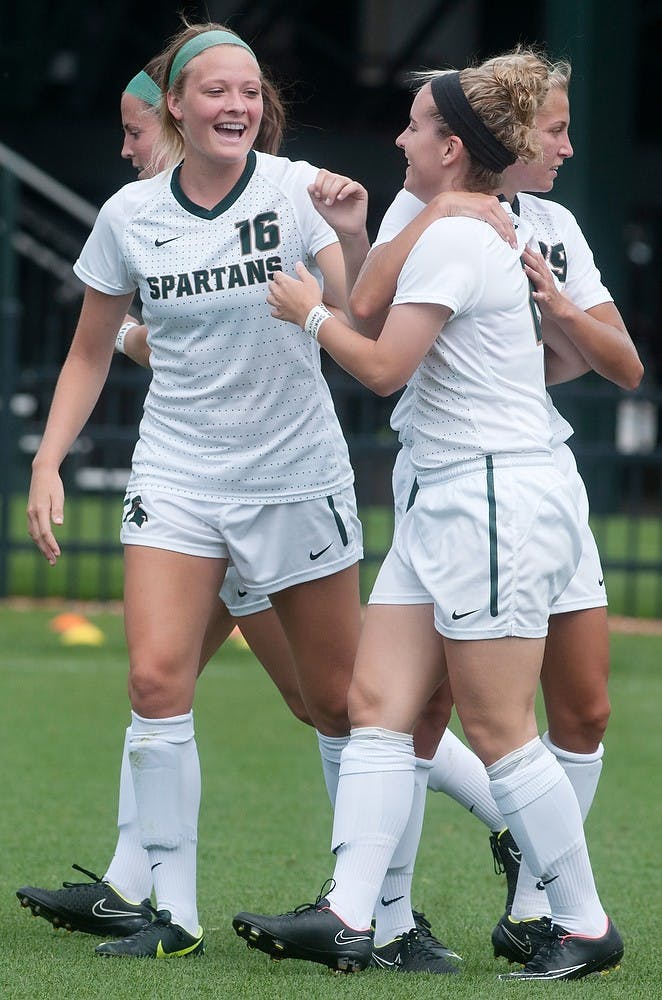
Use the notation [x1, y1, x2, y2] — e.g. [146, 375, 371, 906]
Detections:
[523, 247, 643, 390]
[27, 287, 134, 563]
[307, 169, 371, 315]
[543, 318, 591, 386]
[267, 261, 449, 396]
[351, 192, 516, 339]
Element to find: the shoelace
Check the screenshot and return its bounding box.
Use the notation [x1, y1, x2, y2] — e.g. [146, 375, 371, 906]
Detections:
[403, 928, 442, 960]
[62, 863, 105, 888]
[286, 878, 337, 918]
[412, 910, 449, 949]
[518, 922, 565, 970]
[489, 834, 506, 875]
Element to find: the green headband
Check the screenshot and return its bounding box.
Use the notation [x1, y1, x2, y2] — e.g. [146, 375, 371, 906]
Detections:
[125, 70, 161, 107]
[168, 30, 256, 88]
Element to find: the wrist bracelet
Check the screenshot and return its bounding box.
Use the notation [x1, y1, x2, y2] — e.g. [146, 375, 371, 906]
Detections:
[114, 321, 138, 355]
[303, 304, 333, 341]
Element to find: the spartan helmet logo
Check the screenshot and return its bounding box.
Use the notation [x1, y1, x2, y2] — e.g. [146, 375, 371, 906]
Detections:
[123, 495, 149, 527]
[538, 240, 567, 283]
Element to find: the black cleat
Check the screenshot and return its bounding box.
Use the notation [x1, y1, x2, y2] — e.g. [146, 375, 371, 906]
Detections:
[16, 864, 152, 937]
[371, 928, 461, 973]
[233, 886, 372, 973]
[412, 910, 463, 963]
[489, 828, 521, 914]
[492, 913, 553, 964]
[96, 907, 204, 958]
[498, 918, 623, 981]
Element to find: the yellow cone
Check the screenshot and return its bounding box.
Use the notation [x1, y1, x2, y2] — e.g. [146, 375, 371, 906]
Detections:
[60, 622, 106, 646]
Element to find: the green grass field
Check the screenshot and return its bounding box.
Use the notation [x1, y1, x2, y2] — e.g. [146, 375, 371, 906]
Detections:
[1, 604, 660, 999]
[5, 494, 662, 616]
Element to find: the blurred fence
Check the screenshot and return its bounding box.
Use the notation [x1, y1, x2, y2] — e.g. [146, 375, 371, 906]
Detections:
[2, 143, 661, 614]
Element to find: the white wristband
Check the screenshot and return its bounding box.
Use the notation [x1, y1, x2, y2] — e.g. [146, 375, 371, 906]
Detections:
[114, 321, 138, 355]
[303, 304, 333, 341]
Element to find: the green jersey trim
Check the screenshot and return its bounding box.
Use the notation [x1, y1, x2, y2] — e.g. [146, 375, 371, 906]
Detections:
[170, 150, 257, 219]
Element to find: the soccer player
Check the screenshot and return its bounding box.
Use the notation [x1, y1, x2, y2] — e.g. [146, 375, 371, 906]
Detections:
[233, 57, 624, 981]
[17, 52, 311, 948]
[26, 21, 367, 959]
[345, 50, 641, 966]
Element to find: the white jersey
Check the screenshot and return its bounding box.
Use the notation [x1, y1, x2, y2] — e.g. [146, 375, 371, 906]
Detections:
[379, 189, 613, 449]
[392, 213, 549, 477]
[74, 151, 353, 503]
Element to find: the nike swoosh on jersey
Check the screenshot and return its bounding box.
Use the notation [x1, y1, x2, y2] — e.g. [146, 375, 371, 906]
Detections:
[91, 898, 141, 919]
[310, 543, 332, 560]
[154, 236, 183, 247]
[451, 609, 478, 620]
[237, 589, 247, 597]
[334, 929, 372, 945]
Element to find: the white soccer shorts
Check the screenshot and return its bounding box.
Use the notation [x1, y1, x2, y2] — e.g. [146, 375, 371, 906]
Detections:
[371, 455, 582, 639]
[120, 486, 363, 595]
[549, 442, 607, 613]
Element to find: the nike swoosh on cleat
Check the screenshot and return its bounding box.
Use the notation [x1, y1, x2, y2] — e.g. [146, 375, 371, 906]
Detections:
[372, 954, 400, 968]
[451, 609, 478, 620]
[335, 929, 372, 945]
[156, 938, 201, 958]
[525, 964, 586, 980]
[501, 925, 533, 955]
[310, 543, 332, 560]
[509, 847, 522, 863]
[154, 236, 182, 247]
[91, 899, 142, 919]
[380, 895, 404, 907]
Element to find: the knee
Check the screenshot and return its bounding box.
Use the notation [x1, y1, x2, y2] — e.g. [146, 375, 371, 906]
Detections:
[128, 658, 192, 717]
[548, 696, 611, 753]
[413, 691, 453, 759]
[281, 688, 313, 727]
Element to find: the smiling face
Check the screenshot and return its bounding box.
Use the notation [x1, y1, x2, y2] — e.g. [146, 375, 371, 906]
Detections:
[167, 44, 263, 171]
[504, 86, 573, 195]
[120, 92, 161, 179]
[395, 84, 457, 202]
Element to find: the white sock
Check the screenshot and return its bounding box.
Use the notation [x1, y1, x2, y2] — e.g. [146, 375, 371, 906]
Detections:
[374, 757, 432, 946]
[428, 729, 504, 831]
[541, 730, 604, 821]
[129, 711, 201, 935]
[510, 857, 552, 920]
[103, 726, 153, 903]
[316, 731, 349, 806]
[326, 727, 415, 931]
[488, 737, 607, 936]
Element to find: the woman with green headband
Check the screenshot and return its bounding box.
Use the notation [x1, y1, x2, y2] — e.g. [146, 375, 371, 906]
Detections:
[26, 19, 370, 959]
[120, 56, 165, 180]
[17, 45, 323, 956]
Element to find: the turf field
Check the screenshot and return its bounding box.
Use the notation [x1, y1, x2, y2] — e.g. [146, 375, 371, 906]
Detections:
[1, 604, 660, 999]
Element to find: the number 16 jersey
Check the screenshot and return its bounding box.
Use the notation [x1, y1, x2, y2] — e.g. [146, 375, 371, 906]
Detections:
[74, 150, 354, 504]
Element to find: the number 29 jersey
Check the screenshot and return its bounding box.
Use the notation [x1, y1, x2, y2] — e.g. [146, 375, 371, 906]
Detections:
[74, 150, 354, 503]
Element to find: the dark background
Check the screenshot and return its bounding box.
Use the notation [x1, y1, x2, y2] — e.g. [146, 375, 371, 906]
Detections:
[1, 0, 660, 377]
